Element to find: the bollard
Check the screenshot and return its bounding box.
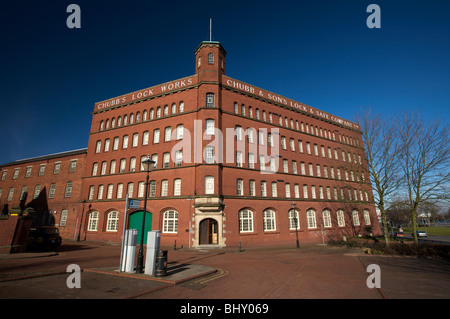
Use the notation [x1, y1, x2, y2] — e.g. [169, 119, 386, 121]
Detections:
[155, 250, 168, 277]
[120, 229, 137, 273]
[144, 230, 161, 276]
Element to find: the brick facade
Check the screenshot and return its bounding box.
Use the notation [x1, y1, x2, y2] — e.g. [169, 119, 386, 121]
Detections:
[0, 40, 381, 250]
[0, 149, 87, 242]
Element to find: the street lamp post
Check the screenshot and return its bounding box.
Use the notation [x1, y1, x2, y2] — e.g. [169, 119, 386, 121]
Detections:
[291, 202, 299, 248]
[135, 155, 156, 274]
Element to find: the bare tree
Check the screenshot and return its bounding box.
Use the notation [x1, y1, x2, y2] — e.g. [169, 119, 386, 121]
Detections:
[356, 108, 402, 245]
[397, 111, 450, 243]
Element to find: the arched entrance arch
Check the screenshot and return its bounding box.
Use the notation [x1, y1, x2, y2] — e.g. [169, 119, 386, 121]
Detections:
[199, 218, 218, 245]
[128, 211, 152, 244]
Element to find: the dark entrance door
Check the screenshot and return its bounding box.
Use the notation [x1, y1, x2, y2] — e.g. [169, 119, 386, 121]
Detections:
[199, 218, 218, 245]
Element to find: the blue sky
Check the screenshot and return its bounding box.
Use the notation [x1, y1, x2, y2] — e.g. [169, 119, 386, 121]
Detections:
[1, 0, 449, 165]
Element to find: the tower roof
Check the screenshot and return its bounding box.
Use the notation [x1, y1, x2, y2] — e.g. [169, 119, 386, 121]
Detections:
[194, 41, 227, 56]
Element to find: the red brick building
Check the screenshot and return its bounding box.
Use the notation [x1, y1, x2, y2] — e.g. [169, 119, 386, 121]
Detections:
[0, 41, 380, 250]
[81, 40, 381, 248]
[0, 149, 87, 251]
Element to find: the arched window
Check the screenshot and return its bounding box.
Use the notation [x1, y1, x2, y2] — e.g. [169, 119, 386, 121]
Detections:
[106, 211, 119, 231]
[163, 210, 178, 233]
[87, 211, 99, 231]
[307, 209, 317, 229]
[263, 209, 276, 231]
[239, 209, 253, 233]
[289, 209, 299, 230]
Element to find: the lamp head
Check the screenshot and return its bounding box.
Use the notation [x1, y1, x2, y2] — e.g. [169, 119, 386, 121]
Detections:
[142, 155, 156, 172]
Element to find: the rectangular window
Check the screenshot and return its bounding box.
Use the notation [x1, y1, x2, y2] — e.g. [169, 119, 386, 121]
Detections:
[161, 179, 169, 196]
[138, 182, 145, 198]
[127, 183, 134, 198]
[149, 181, 156, 197]
[53, 163, 61, 174]
[285, 183, 291, 198]
[294, 184, 300, 198]
[205, 176, 214, 194]
[7, 188, 14, 201]
[205, 146, 215, 163]
[104, 139, 110, 152]
[248, 153, 255, 169]
[13, 168, 20, 180]
[206, 93, 215, 107]
[103, 184, 112, 199]
[117, 183, 123, 199]
[65, 182, 73, 198]
[153, 129, 160, 143]
[89, 186, 95, 200]
[261, 181, 267, 197]
[132, 133, 139, 147]
[69, 160, 77, 172]
[95, 141, 101, 153]
[236, 179, 243, 195]
[163, 153, 170, 168]
[122, 135, 129, 149]
[176, 125, 184, 140]
[175, 150, 183, 167]
[49, 183, 56, 199]
[249, 180, 255, 196]
[283, 159, 288, 173]
[236, 151, 243, 167]
[34, 185, 41, 199]
[271, 182, 277, 197]
[130, 157, 136, 172]
[205, 119, 215, 135]
[143, 131, 149, 145]
[26, 166, 32, 178]
[174, 179, 181, 196]
[20, 186, 27, 201]
[164, 127, 172, 142]
[60, 210, 68, 227]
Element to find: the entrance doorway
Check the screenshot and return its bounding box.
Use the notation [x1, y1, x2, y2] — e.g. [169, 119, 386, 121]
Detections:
[199, 218, 218, 245]
[128, 211, 152, 244]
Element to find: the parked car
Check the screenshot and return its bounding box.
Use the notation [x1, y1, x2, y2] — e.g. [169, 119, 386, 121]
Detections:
[416, 230, 428, 238]
[27, 226, 62, 250]
[393, 232, 406, 239]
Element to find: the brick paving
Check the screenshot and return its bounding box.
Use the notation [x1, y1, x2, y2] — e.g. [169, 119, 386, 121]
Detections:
[0, 239, 449, 301]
